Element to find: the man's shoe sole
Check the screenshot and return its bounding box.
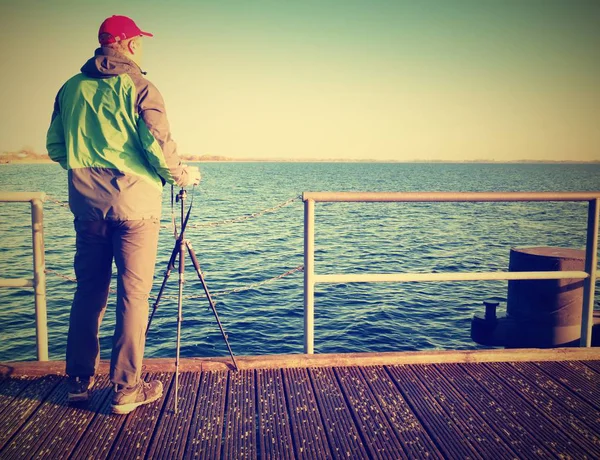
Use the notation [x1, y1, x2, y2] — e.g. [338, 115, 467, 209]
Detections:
[111, 390, 163, 415]
[67, 376, 95, 403]
[68, 391, 89, 403]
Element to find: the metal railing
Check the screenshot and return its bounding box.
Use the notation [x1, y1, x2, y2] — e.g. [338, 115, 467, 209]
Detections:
[0, 192, 48, 361]
[302, 192, 600, 354]
[1, 190, 598, 361]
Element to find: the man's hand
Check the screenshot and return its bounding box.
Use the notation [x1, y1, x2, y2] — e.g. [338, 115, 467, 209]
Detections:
[184, 166, 201, 186]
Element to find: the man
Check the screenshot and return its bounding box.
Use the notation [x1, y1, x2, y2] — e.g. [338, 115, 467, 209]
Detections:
[47, 15, 201, 415]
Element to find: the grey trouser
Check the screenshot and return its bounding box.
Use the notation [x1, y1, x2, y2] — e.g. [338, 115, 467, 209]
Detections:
[66, 219, 160, 387]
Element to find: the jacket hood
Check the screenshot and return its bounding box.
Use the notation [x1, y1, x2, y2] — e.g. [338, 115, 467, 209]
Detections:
[81, 47, 143, 78]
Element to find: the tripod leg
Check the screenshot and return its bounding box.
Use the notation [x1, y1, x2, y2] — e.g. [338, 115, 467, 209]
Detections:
[175, 238, 186, 414]
[185, 241, 238, 371]
[147, 242, 179, 335]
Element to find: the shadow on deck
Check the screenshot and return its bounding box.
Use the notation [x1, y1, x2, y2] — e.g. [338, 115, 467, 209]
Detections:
[0, 349, 599, 459]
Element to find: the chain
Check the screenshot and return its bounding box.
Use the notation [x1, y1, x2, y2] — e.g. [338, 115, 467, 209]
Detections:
[163, 264, 305, 300]
[45, 268, 117, 293]
[45, 268, 77, 283]
[43, 193, 304, 299]
[44, 196, 70, 209]
[44, 194, 303, 228]
[45, 264, 304, 299]
[165, 195, 302, 229]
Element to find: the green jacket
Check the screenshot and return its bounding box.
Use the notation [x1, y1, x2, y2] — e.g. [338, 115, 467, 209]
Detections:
[47, 47, 190, 220]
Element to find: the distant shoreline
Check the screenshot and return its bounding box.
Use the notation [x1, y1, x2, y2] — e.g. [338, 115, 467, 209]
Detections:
[189, 160, 600, 164]
[1, 153, 599, 165]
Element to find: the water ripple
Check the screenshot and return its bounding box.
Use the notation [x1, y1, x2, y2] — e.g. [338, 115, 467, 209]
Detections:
[1, 163, 599, 361]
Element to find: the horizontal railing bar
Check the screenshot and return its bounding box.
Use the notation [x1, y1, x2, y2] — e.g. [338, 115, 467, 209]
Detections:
[314, 271, 589, 284]
[0, 278, 34, 288]
[303, 191, 600, 203]
[0, 192, 46, 203]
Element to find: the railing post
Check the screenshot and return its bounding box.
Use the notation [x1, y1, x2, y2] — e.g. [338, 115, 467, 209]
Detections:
[580, 198, 599, 347]
[31, 198, 48, 361]
[304, 198, 315, 354]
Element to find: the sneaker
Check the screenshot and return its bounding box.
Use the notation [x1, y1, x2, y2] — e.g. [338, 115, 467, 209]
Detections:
[111, 379, 163, 415]
[68, 376, 95, 403]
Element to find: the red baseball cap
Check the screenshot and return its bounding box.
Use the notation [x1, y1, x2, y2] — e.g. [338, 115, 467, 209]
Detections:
[98, 15, 153, 45]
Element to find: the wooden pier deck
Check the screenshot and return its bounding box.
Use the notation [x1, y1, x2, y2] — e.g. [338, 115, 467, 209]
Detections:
[0, 349, 599, 459]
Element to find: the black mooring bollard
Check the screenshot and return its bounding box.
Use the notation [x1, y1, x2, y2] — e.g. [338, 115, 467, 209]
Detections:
[483, 300, 499, 321]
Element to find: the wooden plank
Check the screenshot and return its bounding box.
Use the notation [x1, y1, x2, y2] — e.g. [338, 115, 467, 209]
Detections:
[32, 375, 111, 459]
[412, 364, 517, 459]
[361, 366, 442, 459]
[0, 375, 76, 458]
[0, 376, 60, 452]
[0, 377, 33, 419]
[106, 372, 172, 459]
[222, 369, 257, 459]
[512, 362, 600, 434]
[388, 365, 482, 459]
[489, 362, 600, 456]
[536, 360, 600, 410]
[69, 379, 129, 459]
[256, 368, 294, 460]
[282, 367, 332, 460]
[0, 360, 597, 459]
[462, 362, 591, 458]
[183, 370, 228, 459]
[556, 360, 600, 387]
[147, 372, 202, 459]
[3, 348, 600, 375]
[309, 367, 369, 459]
[439, 363, 553, 458]
[583, 360, 600, 374]
[335, 366, 408, 459]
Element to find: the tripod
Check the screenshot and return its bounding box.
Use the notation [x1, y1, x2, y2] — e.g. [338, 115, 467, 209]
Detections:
[146, 188, 237, 413]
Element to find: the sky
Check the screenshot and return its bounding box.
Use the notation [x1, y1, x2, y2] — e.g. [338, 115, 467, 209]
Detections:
[0, 0, 599, 162]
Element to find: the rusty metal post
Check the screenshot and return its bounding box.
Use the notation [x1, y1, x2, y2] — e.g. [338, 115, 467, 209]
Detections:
[31, 197, 48, 361]
[580, 198, 599, 347]
[304, 198, 315, 354]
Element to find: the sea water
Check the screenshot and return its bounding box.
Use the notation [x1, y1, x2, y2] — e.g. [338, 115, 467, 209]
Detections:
[1, 162, 599, 361]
